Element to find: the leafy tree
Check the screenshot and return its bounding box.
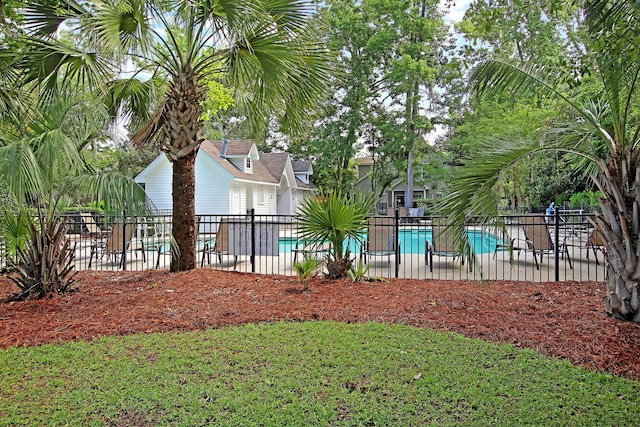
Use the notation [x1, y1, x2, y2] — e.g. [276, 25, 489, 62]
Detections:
[303, 0, 457, 201]
[445, 0, 594, 208]
[440, 1, 640, 322]
[15, 0, 334, 272]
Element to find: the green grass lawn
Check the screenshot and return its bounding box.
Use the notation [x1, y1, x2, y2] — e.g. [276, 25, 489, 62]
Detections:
[1, 321, 638, 426]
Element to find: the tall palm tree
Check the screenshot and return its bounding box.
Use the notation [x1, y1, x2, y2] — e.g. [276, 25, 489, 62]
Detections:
[439, 1, 640, 322]
[16, 0, 334, 272]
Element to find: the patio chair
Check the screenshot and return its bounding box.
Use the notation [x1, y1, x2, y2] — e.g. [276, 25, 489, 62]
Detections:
[147, 216, 173, 269]
[292, 239, 331, 263]
[80, 212, 108, 238]
[398, 207, 408, 223]
[426, 218, 466, 272]
[200, 217, 238, 268]
[361, 217, 400, 266]
[514, 215, 573, 270]
[89, 222, 146, 268]
[586, 225, 605, 265]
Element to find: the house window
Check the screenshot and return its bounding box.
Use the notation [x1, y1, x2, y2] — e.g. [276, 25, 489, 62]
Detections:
[246, 157, 252, 170]
[258, 187, 265, 205]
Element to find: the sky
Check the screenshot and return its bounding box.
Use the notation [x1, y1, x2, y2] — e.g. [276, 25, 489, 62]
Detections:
[444, 0, 471, 25]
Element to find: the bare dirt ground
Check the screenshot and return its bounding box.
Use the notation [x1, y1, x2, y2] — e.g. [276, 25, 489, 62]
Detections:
[1, 269, 639, 380]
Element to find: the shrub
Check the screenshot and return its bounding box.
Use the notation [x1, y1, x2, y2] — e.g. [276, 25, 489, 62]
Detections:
[297, 190, 376, 278]
[292, 257, 322, 291]
[5, 213, 77, 302]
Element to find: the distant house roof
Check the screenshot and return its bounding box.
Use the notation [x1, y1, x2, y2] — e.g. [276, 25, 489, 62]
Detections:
[292, 160, 313, 173]
[291, 160, 315, 189]
[354, 156, 375, 166]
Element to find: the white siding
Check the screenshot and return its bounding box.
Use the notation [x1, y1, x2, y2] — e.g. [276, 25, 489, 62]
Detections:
[268, 187, 277, 214]
[195, 154, 232, 215]
[137, 156, 173, 211]
[276, 187, 294, 215]
[230, 183, 241, 214]
[247, 184, 276, 215]
[292, 190, 313, 213]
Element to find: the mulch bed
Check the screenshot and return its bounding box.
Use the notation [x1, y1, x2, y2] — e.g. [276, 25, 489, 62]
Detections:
[1, 269, 639, 380]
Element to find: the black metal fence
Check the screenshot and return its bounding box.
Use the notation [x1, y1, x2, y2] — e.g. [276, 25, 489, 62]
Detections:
[1, 209, 606, 282]
[13, 210, 605, 282]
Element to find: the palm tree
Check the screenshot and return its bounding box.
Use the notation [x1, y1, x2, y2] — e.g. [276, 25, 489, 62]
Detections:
[297, 190, 376, 278]
[16, 0, 334, 272]
[0, 92, 147, 299]
[439, 1, 640, 322]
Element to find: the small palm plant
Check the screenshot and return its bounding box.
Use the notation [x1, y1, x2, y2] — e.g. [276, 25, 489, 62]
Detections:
[297, 190, 376, 279]
[0, 207, 31, 266]
[292, 257, 322, 291]
[6, 211, 77, 301]
[347, 258, 370, 282]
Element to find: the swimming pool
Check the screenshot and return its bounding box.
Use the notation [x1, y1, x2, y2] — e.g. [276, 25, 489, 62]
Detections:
[279, 229, 502, 255]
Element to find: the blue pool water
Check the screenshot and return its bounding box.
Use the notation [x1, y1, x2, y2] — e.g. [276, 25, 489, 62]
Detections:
[279, 229, 502, 255]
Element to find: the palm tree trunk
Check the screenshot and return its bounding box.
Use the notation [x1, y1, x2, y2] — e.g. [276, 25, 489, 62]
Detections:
[596, 158, 640, 322]
[171, 151, 198, 272]
[604, 265, 640, 321]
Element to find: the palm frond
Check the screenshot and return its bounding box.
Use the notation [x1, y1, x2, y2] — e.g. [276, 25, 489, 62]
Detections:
[19, 38, 117, 95]
[0, 206, 31, 257]
[224, 9, 334, 135]
[436, 138, 542, 247]
[21, 0, 87, 37]
[0, 142, 44, 204]
[69, 172, 148, 216]
[585, 1, 640, 54]
[0, 49, 26, 124]
[88, 1, 152, 59]
[297, 190, 375, 261]
[104, 77, 157, 122]
[471, 59, 617, 153]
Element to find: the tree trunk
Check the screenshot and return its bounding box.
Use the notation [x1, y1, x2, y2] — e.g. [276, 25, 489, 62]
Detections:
[595, 154, 640, 322]
[170, 151, 198, 272]
[604, 265, 640, 322]
[405, 77, 420, 210]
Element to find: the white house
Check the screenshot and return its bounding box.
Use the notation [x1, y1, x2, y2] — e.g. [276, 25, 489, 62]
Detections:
[134, 139, 316, 215]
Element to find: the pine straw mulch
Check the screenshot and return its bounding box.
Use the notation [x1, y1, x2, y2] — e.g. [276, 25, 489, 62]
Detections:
[1, 269, 639, 380]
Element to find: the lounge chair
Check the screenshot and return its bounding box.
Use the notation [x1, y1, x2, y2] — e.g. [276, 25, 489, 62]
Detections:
[80, 212, 107, 238]
[89, 222, 145, 268]
[586, 225, 605, 265]
[361, 217, 400, 266]
[514, 215, 573, 270]
[200, 217, 238, 268]
[292, 239, 331, 263]
[426, 218, 466, 272]
[147, 216, 173, 269]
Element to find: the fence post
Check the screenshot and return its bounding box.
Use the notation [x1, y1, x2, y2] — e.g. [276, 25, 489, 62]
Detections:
[250, 208, 256, 273]
[122, 210, 128, 271]
[394, 208, 400, 278]
[554, 207, 560, 281]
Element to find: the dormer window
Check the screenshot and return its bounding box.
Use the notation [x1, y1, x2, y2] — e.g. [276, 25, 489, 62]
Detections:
[246, 157, 252, 169]
[296, 173, 309, 184]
